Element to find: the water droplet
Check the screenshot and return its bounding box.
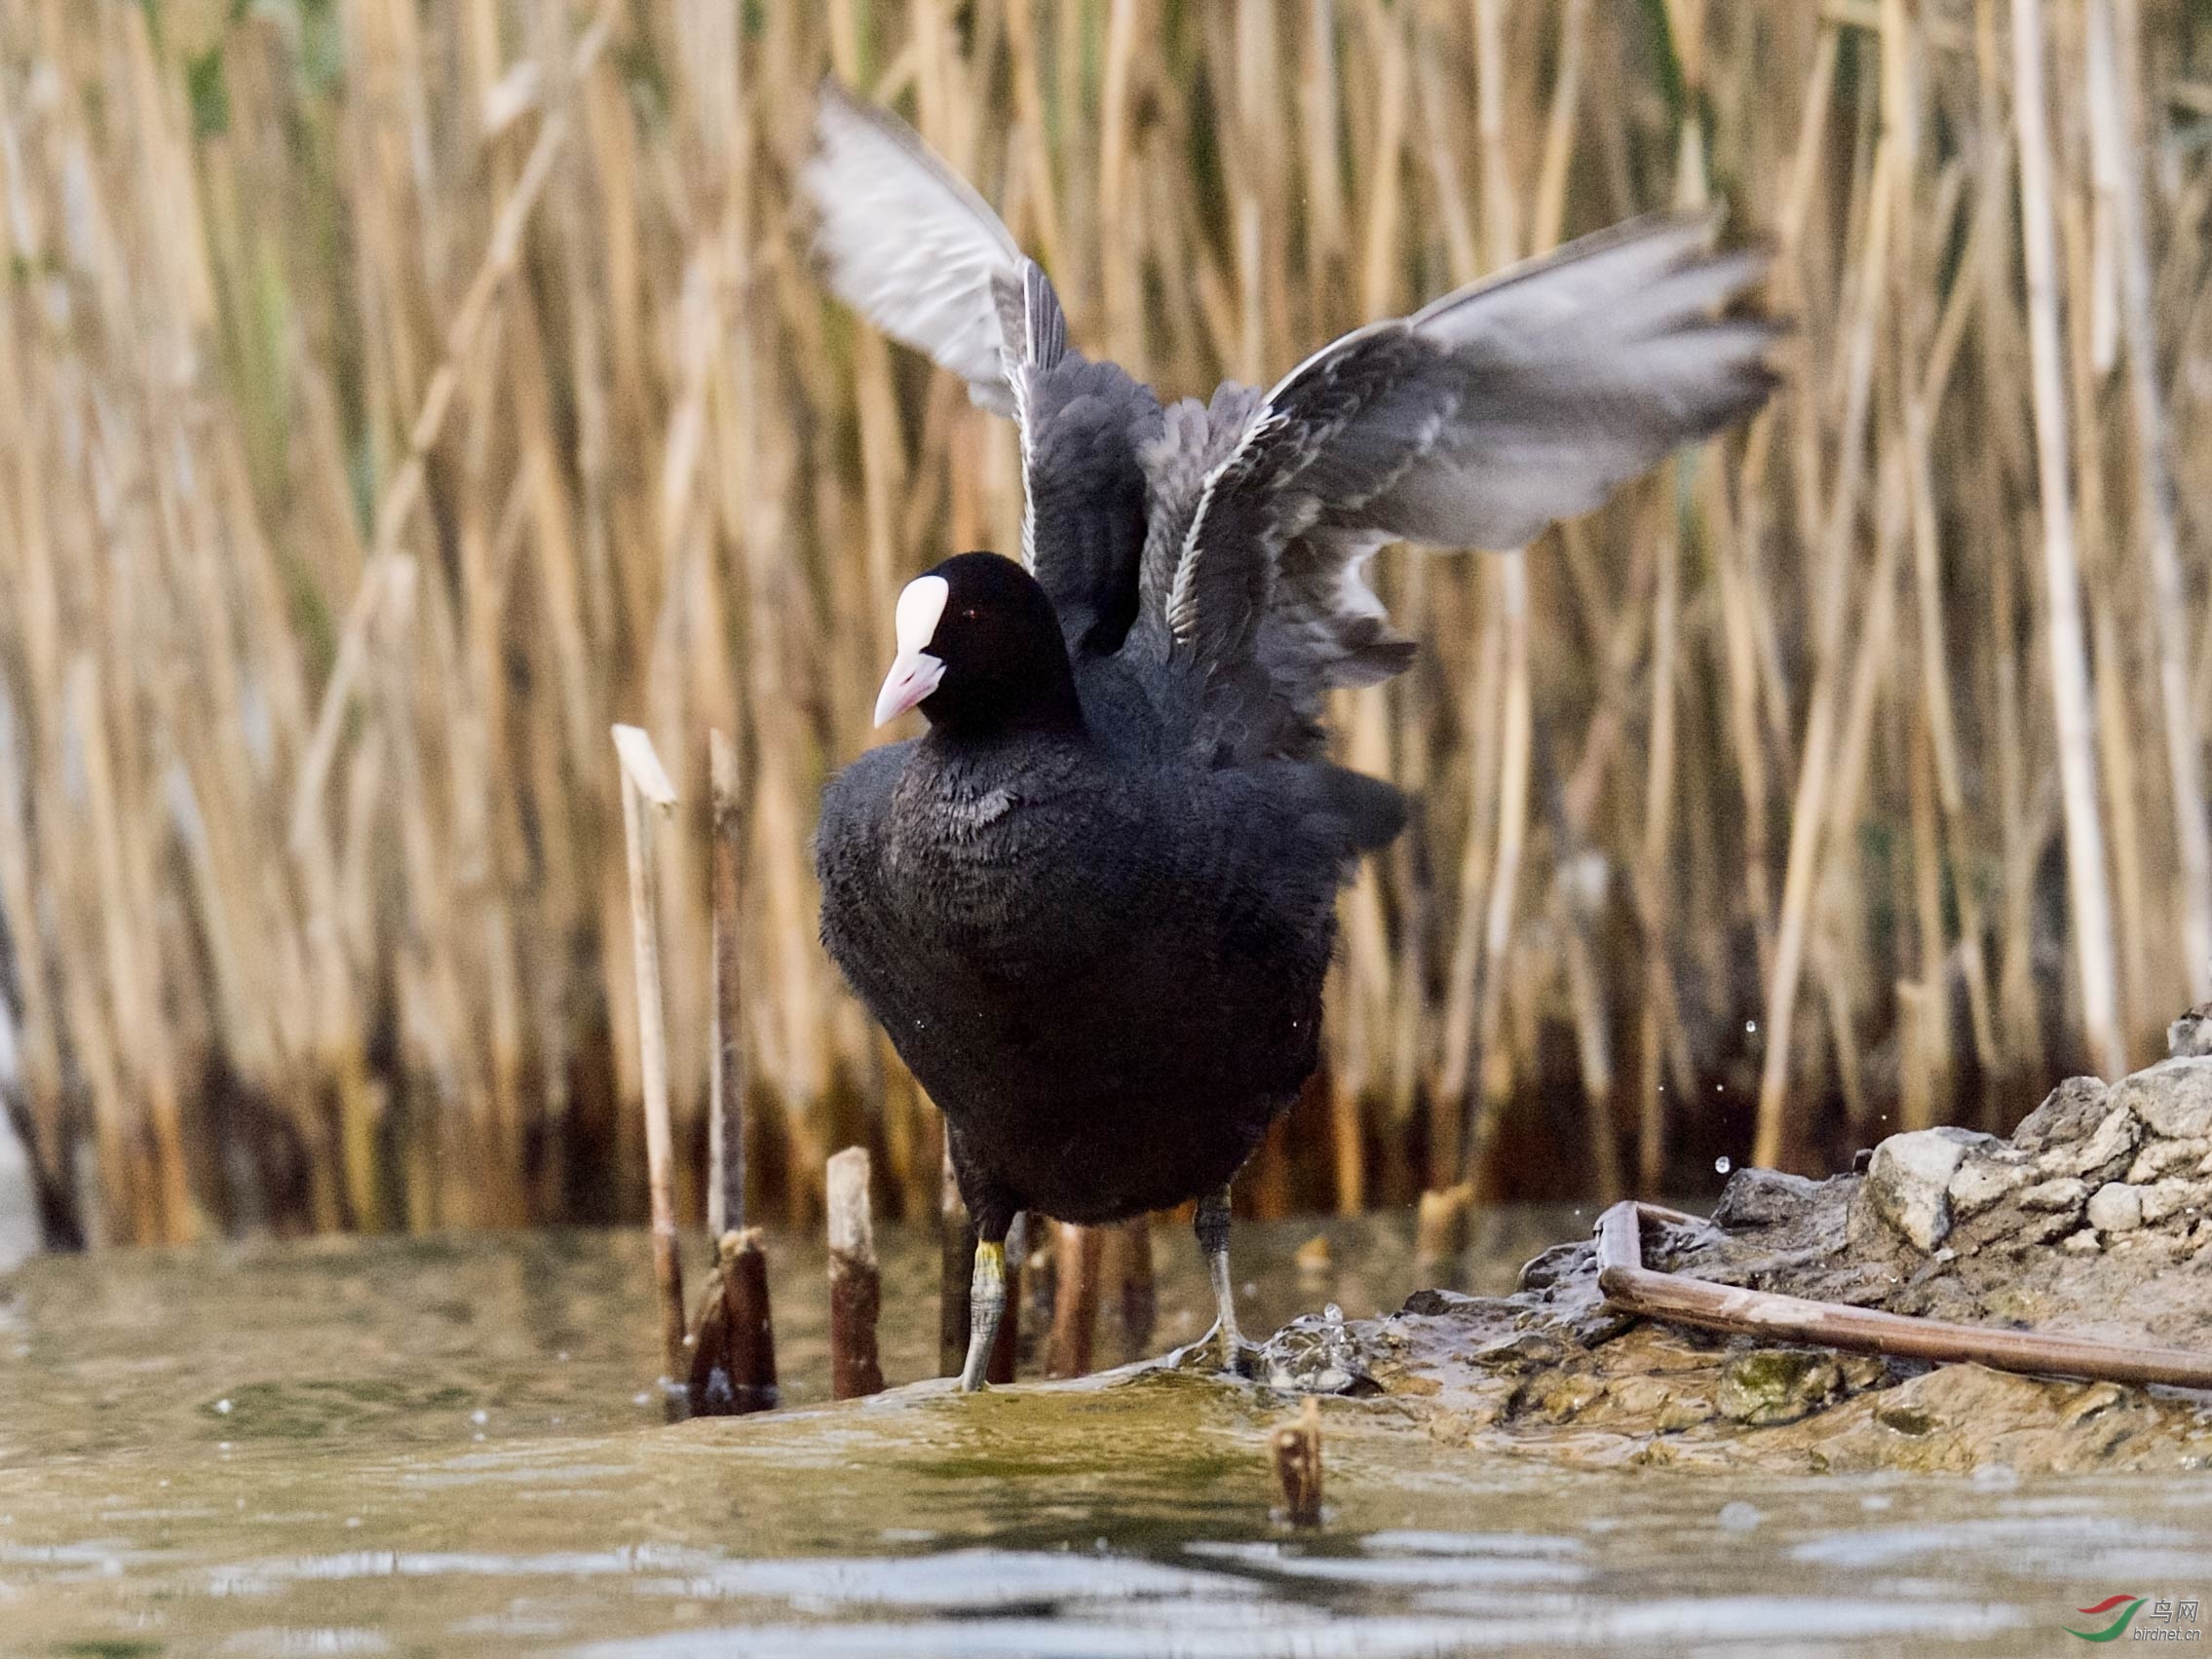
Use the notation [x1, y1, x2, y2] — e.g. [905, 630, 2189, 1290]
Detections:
[470, 1408, 489, 1426]
[213, 1398, 232, 1414]
[1323, 1301, 1344, 1325]
[1715, 1156, 1734, 1175]
[1745, 1020, 1758, 1035]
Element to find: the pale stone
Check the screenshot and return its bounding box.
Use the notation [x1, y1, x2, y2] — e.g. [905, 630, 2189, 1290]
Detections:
[2011, 1076, 2112, 1150]
[1949, 1156, 2030, 1218]
[2125, 1137, 2212, 1184]
[2019, 1178, 2091, 1213]
[1866, 1128, 1992, 1251]
[2140, 1180, 2202, 1226]
[2060, 1228, 2104, 1256]
[2086, 1183, 2144, 1234]
[2108, 1058, 2212, 1141]
[2170, 1008, 2212, 1059]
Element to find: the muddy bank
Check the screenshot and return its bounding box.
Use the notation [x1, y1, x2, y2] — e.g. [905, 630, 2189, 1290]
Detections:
[1260, 1053, 2212, 1474]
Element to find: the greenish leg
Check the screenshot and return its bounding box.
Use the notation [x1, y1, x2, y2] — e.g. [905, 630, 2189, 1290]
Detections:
[957, 1239, 1007, 1392]
[1194, 1188, 1252, 1374]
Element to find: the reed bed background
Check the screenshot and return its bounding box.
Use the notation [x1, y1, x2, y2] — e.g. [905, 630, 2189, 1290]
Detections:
[4, 0, 2212, 1250]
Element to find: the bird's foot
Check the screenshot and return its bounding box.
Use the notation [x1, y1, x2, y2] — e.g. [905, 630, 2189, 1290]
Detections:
[1171, 1321, 1263, 1380]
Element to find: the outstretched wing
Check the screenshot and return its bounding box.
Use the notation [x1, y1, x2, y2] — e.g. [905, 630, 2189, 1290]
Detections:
[1159, 210, 1779, 706]
[805, 84, 1161, 654]
[803, 80, 1025, 414]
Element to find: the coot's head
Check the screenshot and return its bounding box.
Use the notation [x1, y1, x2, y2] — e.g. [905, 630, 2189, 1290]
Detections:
[873, 551, 1082, 737]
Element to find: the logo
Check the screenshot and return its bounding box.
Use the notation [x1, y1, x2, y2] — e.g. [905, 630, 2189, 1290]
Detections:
[2066, 1595, 2203, 1643]
[2070, 1598, 2149, 1642]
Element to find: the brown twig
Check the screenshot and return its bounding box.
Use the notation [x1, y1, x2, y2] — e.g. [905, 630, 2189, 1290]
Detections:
[1595, 1201, 2212, 1391]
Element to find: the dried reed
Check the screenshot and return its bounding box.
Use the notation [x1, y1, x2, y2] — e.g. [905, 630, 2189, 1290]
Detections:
[3, 1, 2209, 1252]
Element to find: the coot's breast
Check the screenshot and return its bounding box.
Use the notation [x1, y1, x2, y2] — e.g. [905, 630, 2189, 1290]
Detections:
[881, 914, 1327, 1223]
[862, 776, 1331, 1222]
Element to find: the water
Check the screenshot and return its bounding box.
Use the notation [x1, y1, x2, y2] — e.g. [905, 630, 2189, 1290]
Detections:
[3, 1215, 2210, 1656]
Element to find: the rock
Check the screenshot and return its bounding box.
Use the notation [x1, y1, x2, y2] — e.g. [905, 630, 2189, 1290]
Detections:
[1715, 1348, 1845, 1426]
[1260, 1306, 1378, 1395]
[2108, 1057, 2212, 1141]
[2011, 1075, 2112, 1150]
[2168, 1003, 2212, 1058]
[2140, 1179, 2201, 1226]
[1948, 1154, 2030, 1218]
[1300, 1026, 2212, 1477]
[1863, 1127, 1992, 1251]
[2125, 1137, 2212, 1183]
[2035, 1105, 2141, 1179]
[2086, 1183, 2144, 1234]
[1712, 1167, 1824, 1228]
[2018, 1177, 2090, 1213]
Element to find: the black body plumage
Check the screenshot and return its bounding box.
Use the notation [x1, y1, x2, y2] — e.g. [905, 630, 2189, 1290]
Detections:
[804, 83, 1777, 1252]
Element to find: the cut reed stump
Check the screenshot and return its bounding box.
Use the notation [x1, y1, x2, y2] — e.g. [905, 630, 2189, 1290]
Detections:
[827, 1147, 885, 1399]
[687, 1227, 779, 1416]
[613, 724, 687, 1416]
[1271, 1398, 1324, 1527]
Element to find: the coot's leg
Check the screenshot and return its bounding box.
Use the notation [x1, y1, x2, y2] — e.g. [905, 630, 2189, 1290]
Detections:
[1193, 1188, 1255, 1376]
[957, 1228, 1008, 1392]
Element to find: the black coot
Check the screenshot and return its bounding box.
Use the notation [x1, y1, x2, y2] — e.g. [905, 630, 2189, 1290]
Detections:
[806, 84, 1779, 1388]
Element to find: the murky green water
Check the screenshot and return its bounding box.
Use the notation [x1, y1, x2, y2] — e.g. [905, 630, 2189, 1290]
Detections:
[3, 1211, 2210, 1656]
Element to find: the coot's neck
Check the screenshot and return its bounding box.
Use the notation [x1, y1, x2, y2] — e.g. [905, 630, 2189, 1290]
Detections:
[924, 641, 1087, 746]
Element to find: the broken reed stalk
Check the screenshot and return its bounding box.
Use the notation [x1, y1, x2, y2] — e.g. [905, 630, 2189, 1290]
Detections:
[707, 730, 745, 1239]
[1595, 1201, 2212, 1391]
[1271, 1397, 1324, 1527]
[687, 1226, 779, 1416]
[2083, 0, 2212, 1010]
[613, 724, 687, 1403]
[1044, 1221, 1102, 1379]
[826, 1146, 885, 1399]
[2008, 0, 2126, 1081]
[22, 3, 2212, 1247]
